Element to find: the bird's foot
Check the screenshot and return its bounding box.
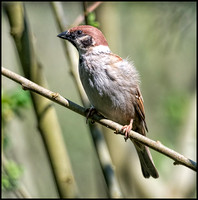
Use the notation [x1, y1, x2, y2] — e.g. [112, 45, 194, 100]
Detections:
[121, 119, 133, 142]
[85, 106, 97, 124]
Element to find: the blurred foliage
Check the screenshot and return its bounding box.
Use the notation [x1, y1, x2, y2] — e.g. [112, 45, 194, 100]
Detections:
[2, 88, 31, 149]
[150, 3, 195, 51]
[2, 89, 30, 192]
[2, 88, 31, 126]
[163, 91, 189, 132]
[86, 12, 100, 28]
[2, 160, 23, 191]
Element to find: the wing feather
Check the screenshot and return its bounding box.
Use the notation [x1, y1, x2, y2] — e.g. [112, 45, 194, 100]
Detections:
[135, 88, 148, 132]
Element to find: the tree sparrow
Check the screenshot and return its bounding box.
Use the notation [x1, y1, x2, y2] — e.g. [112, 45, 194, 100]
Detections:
[57, 25, 159, 178]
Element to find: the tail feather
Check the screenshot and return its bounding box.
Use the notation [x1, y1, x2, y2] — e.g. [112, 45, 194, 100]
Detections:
[133, 140, 159, 178]
[131, 120, 159, 178]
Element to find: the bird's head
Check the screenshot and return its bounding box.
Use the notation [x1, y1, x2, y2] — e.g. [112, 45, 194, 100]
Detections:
[57, 25, 109, 54]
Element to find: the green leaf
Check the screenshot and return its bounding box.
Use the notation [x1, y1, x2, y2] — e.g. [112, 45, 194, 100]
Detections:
[87, 12, 100, 28]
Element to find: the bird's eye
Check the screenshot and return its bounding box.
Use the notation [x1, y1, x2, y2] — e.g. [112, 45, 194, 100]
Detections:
[77, 30, 82, 35]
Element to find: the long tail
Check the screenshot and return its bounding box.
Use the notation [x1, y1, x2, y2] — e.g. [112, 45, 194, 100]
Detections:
[130, 123, 159, 178]
[133, 140, 159, 178]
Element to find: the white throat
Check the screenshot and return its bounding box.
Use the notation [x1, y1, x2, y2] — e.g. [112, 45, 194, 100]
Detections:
[90, 45, 111, 54]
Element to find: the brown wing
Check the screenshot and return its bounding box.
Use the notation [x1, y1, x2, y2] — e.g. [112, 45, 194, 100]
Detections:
[135, 88, 148, 132]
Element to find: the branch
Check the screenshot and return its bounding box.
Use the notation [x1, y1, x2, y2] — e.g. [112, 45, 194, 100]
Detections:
[72, 2, 102, 26]
[2, 67, 197, 172]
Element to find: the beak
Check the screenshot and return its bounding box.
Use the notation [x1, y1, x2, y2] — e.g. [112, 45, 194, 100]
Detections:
[57, 31, 68, 39]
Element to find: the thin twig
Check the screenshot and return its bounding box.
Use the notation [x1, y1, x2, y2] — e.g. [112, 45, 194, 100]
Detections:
[2, 67, 197, 172]
[72, 1, 102, 26]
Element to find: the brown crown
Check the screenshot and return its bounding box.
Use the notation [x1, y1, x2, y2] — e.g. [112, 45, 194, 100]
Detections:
[68, 25, 109, 47]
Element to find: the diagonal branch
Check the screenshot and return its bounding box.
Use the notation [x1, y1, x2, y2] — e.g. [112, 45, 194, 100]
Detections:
[2, 67, 197, 172]
[72, 1, 102, 26]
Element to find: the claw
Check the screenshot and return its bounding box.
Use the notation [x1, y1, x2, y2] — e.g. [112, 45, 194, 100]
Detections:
[86, 106, 97, 124]
[121, 119, 133, 142]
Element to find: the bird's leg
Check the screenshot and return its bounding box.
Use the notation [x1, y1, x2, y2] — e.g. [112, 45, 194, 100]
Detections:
[85, 106, 97, 124]
[121, 119, 134, 142]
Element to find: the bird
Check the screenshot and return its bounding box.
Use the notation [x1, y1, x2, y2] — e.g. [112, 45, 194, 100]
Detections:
[57, 25, 159, 178]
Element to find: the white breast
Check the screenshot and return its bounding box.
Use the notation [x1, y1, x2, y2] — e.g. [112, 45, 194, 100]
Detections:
[79, 47, 140, 125]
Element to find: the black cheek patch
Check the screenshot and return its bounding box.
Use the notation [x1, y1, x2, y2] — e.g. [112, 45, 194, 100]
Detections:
[81, 37, 93, 48]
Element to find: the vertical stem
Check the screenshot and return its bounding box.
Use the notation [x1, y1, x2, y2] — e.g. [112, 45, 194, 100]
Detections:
[83, 2, 89, 24]
[4, 2, 79, 198]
